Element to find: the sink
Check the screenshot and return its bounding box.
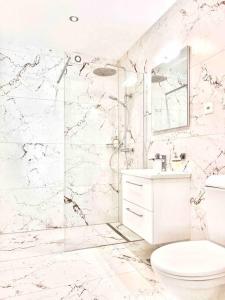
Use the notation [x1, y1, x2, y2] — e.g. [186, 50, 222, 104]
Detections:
[121, 168, 191, 179]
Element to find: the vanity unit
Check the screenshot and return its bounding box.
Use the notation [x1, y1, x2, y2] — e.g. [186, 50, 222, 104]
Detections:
[121, 169, 191, 245]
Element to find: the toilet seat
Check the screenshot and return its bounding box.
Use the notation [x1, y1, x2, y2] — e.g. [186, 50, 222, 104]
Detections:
[151, 240, 225, 280]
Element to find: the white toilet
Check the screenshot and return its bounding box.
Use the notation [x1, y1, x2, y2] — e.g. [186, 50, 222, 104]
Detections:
[151, 175, 225, 300]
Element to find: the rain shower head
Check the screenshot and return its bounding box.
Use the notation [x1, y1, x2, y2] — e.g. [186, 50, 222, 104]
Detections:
[151, 75, 167, 83]
[93, 67, 117, 77]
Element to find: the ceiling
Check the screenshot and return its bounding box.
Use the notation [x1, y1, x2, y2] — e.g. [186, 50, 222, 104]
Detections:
[0, 0, 176, 60]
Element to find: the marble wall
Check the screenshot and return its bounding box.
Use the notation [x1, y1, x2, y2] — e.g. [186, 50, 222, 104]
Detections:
[0, 42, 147, 250]
[119, 0, 225, 239]
[64, 56, 120, 227]
[0, 47, 124, 237]
[0, 46, 65, 234]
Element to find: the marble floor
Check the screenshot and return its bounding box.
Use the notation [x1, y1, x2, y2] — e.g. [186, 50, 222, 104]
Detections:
[0, 224, 169, 300]
[64, 223, 142, 251]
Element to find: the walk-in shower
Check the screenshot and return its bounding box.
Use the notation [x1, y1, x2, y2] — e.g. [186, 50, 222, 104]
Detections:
[63, 58, 145, 251]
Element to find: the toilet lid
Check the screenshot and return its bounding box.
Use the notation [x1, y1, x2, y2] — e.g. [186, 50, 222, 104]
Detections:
[151, 241, 225, 278]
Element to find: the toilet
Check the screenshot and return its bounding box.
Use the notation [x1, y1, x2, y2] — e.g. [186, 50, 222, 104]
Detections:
[151, 175, 225, 300]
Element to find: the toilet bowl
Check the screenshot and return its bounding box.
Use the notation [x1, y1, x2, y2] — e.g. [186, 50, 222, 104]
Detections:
[151, 240, 225, 300]
[150, 175, 225, 300]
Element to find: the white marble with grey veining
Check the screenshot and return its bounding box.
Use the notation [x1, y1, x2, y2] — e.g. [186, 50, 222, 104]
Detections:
[0, 240, 167, 300]
[0, 47, 64, 101]
[0, 45, 65, 237]
[0, 142, 64, 189]
[0, 187, 64, 233]
[0, 96, 64, 143]
[0, 228, 64, 262]
[64, 224, 126, 251]
[64, 184, 118, 227]
[64, 60, 121, 228]
[119, 0, 225, 239]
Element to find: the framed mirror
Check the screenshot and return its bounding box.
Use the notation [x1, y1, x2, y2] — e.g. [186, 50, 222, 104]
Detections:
[151, 46, 190, 133]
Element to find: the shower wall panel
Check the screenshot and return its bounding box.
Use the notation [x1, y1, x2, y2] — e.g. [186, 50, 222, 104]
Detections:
[64, 61, 119, 227]
[0, 46, 65, 233]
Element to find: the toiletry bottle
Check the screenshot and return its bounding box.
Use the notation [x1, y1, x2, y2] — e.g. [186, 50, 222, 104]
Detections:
[171, 153, 186, 172]
[171, 152, 180, 171]
[154, 153, 162, 172]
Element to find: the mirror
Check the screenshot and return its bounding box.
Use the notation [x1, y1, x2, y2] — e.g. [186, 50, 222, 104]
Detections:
[151, 46, 190, 132]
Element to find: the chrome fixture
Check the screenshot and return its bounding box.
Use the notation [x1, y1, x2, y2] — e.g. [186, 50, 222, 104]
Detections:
[151, 75, 167, 83]
[93, 67, 117, 77]
[74, 55, 82, 63]
[161, 155, 167, 172]
[69, 16, 79, 22]
[120, 148, 134, 153]
[57, 56, 71, 84]
[93, 64, 126, 77]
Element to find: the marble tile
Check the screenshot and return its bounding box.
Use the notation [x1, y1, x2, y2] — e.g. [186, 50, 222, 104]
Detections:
[190, 50, 225, 136]
[117, 70, 145, 170]
[64, 185, 118, 227]
[0, 97, 64, 143]
[0, 253, 109, 298]
[109, 223, 142, 242]
[0, 240, 166, 299]
[120, 0, 225, 72]
[0, 143, 64, 189]
[0, 244, 148, 299]
[65, 144, 118, 188]
[65, 61, 118, 100]
[0, 187, 64, 233]
[63, 60, 121, 228]
[125, 72, 144, 145]
[64, 225, 109, 251]
[119, 0, 225, 240]
[11, 272, 167, 300]
[0, 229, 64, 262]
[64, 61, 119, 145]
[64, 97, 118, 145]
[64, 224, 125, 251]
[0, 48, 64, 101]
[98, 224, 126, 245]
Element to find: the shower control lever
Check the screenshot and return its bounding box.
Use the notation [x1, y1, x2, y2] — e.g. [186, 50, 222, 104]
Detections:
[120, 148, 134, 153]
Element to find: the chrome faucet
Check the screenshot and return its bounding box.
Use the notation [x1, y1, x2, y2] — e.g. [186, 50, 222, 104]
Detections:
[161, 155, 167, 172]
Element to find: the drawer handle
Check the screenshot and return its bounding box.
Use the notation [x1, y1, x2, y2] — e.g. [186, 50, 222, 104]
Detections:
[126, 181, 143, 187]
[126, 208, 143, 218]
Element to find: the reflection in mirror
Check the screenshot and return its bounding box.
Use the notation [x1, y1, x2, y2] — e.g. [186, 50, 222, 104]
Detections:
[151, 46, 190, 132]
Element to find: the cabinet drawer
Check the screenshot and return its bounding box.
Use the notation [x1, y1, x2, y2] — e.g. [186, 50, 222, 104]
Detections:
[123, 175, 153, 211]
[122, 200, 153, 243]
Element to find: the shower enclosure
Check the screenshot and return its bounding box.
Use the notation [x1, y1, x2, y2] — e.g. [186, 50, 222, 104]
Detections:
[0, 47, 145, 258]
[62, 53, 145, 250]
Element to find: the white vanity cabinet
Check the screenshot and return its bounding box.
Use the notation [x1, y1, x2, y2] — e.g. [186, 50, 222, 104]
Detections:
[122, 170, 191, 245]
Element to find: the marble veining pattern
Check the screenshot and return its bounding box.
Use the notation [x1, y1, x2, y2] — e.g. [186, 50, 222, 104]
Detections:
[119, 0, 225, 239]
[0, 239, 166, 300]
[0, 48, 64, 101]
[64, 61, 120, 227]
[0, 46, 65, 235]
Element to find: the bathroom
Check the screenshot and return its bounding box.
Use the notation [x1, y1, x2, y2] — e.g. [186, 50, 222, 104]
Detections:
[0, 0, 225, 299]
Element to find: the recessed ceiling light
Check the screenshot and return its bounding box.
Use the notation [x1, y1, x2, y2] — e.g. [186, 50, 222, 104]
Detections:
[69, 16, 79, 22]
